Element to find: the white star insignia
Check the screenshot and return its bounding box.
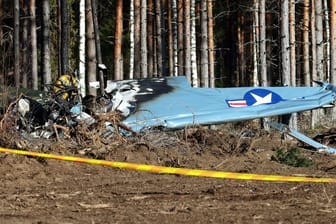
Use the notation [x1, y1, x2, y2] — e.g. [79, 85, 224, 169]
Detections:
[251, 93, 272, 106]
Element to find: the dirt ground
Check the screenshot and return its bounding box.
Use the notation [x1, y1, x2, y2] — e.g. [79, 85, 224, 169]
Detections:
[1, 121, 336, 224]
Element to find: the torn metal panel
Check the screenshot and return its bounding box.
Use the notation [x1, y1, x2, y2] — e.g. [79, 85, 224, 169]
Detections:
[269, 122, 336, 154]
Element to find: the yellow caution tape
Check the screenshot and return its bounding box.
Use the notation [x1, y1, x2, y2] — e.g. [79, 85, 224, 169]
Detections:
[0, 146, 335, 183]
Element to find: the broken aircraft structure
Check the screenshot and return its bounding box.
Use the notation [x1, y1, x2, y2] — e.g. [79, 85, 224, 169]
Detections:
[8, 74, 336, 154]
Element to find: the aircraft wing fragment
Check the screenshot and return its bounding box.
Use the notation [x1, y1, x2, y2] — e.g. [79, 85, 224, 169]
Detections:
[269, 122, 336, 154]
[102, 76, 336, 132]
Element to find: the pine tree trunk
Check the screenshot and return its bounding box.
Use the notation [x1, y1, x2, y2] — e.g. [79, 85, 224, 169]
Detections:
[207, 0, 214, 88]
[330, 0, 336, 120]
[60, 0, 69, 75]
[161, 0, 167, 76]
[167, 1, 172, 76]
[129, 0, 134, 79]
[200, 0, 208, 87]
[184, 0, 191, 81]
[311, 1, 317, 82]
[315, 0, 324, 81]
[190, 0, 198, 87]
[0, 0, 3, 85]
[289, 0, 296, 86]
[134, 0, 141, 78]
[153, 26, 158, 77]
[281, 0, 290, 86]
[147, 0, 154, 78]
[78, 0, 85, 95]
[311, 0, 318, 128]
[91, 0, 105, 95]
[331, 0, 336, 84]
[140, 0, 147, 78]
[21, 0, 29, 88]
[303, 0, 310, 86]
[289, 0, 297, 129]
[114, 0, 123, 80]
[155, 0, 163, 77]
[237, 13, 245, 86]
[14, 0, 20, 87]
[0, 0, 2, 46]
[171, 0, 178, 77]
[260, 0, 269, 129]
[86, 0, 96, 96]
[323, 0, 330, 81]
[42, 0, 52, 90]
[177, 0, 184, 76]
[260, 0, 267, 87]
[253, 0, 259, 87]
[30, 0, 38, 90]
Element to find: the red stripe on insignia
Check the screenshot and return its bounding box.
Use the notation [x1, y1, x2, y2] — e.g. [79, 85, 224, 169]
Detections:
[227, 100, 247, 107]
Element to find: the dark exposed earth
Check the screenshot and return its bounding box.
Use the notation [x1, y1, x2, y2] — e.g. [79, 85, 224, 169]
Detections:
[1, 119, 336, 224]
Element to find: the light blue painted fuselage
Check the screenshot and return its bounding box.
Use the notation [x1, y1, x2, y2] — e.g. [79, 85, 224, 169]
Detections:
[113, 77, 336, 132]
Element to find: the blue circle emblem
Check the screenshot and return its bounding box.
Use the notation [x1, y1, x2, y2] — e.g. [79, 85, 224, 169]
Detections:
[244, 89, 283, 106]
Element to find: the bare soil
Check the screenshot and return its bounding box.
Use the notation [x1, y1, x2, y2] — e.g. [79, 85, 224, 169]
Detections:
[1, 122, 336, 224]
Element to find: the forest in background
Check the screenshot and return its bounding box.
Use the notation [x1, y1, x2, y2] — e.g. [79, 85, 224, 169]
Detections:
[0, 0, 336, 128]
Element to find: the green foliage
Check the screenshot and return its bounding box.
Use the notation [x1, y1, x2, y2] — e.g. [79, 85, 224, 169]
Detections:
[271, 147, 313, 167]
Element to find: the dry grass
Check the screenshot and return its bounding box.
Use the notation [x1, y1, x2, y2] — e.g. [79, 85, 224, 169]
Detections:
[71, 112, 128, 146]
[0, 95, 23, 148]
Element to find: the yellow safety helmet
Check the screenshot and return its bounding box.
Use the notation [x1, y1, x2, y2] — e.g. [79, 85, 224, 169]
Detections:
[52, 74, 78, 101]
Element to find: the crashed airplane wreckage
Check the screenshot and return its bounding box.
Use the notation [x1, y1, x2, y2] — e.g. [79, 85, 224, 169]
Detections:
[9, 74, 336, 154]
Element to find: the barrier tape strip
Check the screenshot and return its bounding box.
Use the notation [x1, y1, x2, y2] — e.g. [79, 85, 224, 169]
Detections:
[0, 146, 336, 183]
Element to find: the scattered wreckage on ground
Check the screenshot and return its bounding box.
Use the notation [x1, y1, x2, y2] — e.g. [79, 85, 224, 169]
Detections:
[2, 74, 336, 154]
